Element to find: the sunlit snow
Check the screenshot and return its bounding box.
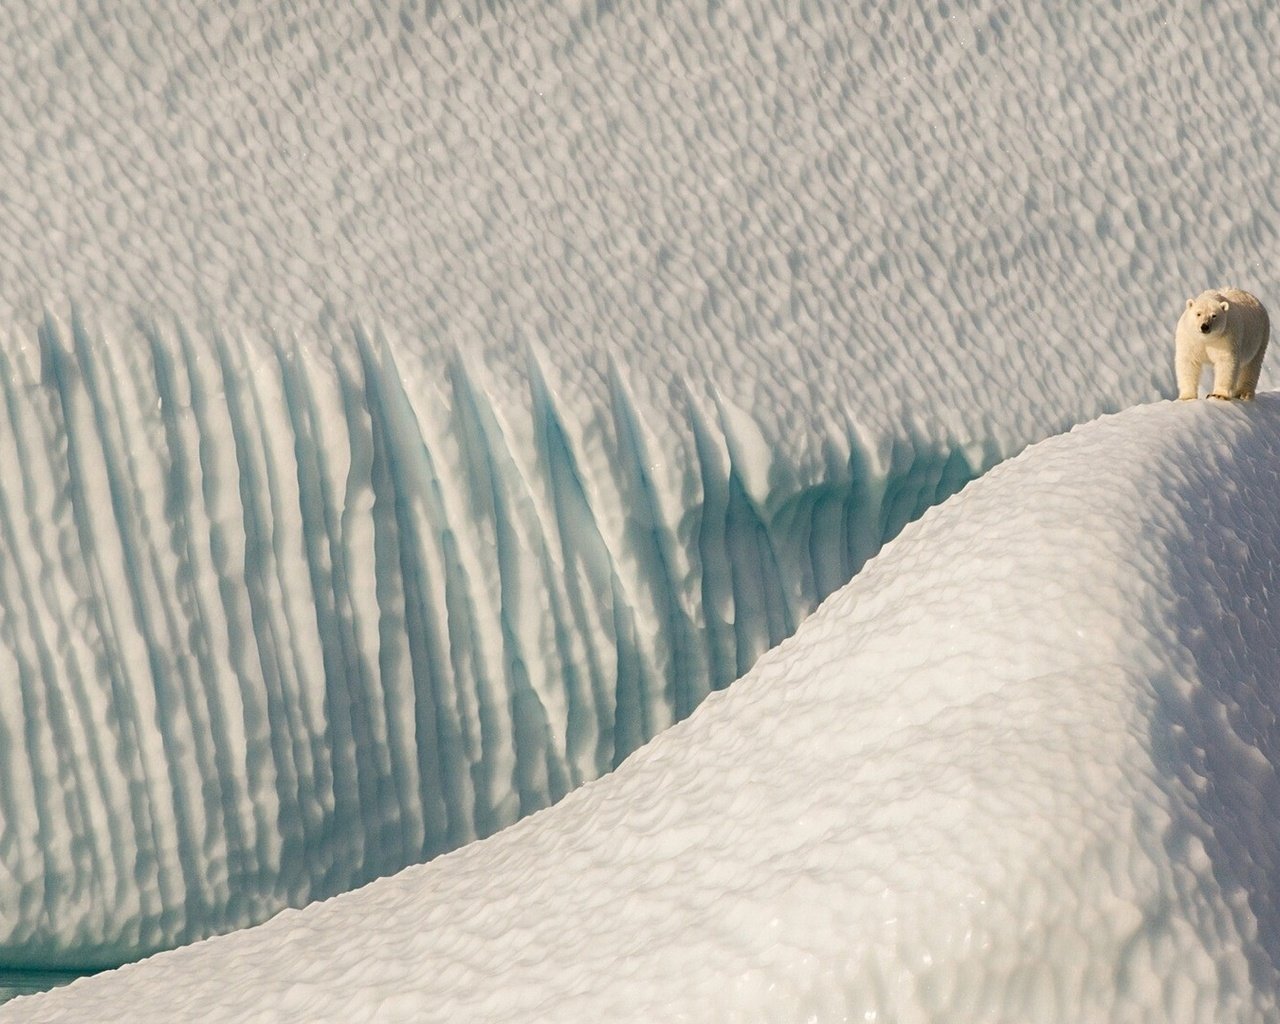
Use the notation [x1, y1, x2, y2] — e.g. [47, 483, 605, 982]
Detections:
[2, 0, 1280, 1016]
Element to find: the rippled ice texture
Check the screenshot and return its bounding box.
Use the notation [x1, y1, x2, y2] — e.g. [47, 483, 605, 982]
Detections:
[2, 0, 1280, 992]
[4, 0, 1276, 452]
[15, 397, 1280, 1022]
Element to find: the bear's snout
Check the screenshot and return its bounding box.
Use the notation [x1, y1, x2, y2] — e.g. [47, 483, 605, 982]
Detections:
[1200, 322, 1211, 333]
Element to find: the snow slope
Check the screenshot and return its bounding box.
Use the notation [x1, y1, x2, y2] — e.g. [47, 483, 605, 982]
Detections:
[14, 395, 1280, 1022]
[3, 0, 1280, 977]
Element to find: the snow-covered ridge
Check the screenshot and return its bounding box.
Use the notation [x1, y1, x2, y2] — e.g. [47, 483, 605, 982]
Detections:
[0, 313, 993, 966]
[15, 396, 1280, 1022]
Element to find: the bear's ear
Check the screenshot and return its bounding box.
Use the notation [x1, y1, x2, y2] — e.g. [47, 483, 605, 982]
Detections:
[1219, 300, 1230, 312]
[1186, 298, 1195, 309]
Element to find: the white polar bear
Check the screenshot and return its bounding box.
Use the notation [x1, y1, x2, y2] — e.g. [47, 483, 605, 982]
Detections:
[1175, 287, 1270, 400]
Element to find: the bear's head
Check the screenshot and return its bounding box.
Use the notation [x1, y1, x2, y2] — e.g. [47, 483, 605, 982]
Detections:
[1186, 295, 1230, 336]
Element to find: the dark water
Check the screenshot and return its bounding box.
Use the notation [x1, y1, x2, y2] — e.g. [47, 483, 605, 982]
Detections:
[0, 969, 98, 1006]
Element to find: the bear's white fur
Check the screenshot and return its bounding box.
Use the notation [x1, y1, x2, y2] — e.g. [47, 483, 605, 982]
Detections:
[1175, 287, 1270, 400]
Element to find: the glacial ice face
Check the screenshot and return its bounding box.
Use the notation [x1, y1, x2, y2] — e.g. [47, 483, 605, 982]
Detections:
[0, 314, 992, 964]
[15, 397, 1280, 1023]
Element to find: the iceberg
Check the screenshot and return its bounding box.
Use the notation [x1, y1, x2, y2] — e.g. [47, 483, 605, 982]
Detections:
[1, 0, 1279, 1004]
[12, 396, 1280, 1022]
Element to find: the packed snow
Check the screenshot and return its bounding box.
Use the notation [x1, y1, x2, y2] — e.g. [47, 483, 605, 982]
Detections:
[12, 397, 1280, 1022]
[3, 0, 1280, 1012]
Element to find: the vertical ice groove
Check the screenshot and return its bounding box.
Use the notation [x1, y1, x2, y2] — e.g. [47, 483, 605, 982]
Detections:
[447, 353, 563, 824]
[354, 328, 428, 872]
[605, 359, 693, 730]
[687, 386, 737, 695]
[37, 314, 178, 947]
[269, 335, 368, 894]
[488, 350, 592, 793]
[0, 335, 57, 943]
[711, 389, 795, 682]
[0, 316, 994, 969]
[310, 336, 385, 885]
[214, 330, 307, 893]
[380, 341, 489, 854]
[393, 347, 503, 845]
[527, 353, 621, 783]
[177, 324, 280, 916]
[527, 361, 677, 770]
[334, 336, 402, 879]
[145, 322, 256, 922]
[356, 334, 463, 859]
[0, 331, 109, 950]
[24, 324, 135, 950]
[69, 315, 211, 938]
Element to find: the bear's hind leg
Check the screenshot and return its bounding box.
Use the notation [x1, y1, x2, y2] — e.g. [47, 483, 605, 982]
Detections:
[1235, 343, 1268, 399]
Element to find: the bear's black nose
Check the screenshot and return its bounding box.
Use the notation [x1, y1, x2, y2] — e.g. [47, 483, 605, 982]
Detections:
[1200, 323, 1211, 333]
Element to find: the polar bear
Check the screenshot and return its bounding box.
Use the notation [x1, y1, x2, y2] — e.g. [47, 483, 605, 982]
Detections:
[1175, 287, 1270, 400]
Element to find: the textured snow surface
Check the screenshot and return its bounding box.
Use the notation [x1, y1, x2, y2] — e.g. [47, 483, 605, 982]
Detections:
[13, 397, 1280, 1023]
[7, 0, 1279, 448]
[4, 0, 1280, 981]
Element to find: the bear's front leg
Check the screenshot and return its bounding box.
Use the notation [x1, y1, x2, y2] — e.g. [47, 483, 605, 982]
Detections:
[1175, 345, 1204, 400]
[1209, 349, 1239, 400]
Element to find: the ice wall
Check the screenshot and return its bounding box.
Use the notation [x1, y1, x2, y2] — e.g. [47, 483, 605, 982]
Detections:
[0, 313, 994, 966]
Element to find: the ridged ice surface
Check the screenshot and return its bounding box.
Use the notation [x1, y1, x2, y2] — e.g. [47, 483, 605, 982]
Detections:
[3, 0, 1280, 991]
[0, 314, 982, 968]
[14, 397, 1280, 1022]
